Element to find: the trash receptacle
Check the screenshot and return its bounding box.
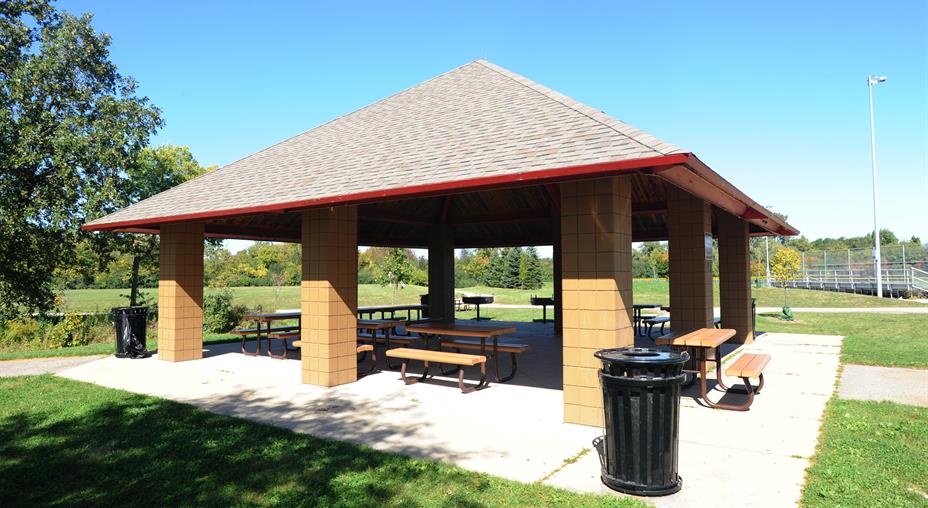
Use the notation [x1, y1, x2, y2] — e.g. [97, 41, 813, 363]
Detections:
[595, 347, 689, 496]
[112, 306, 150, 358]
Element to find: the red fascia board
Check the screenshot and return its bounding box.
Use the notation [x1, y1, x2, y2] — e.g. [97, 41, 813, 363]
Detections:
[81, 154, 690, 232]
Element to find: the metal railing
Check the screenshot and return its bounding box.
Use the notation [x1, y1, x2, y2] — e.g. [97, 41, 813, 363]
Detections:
[777, 266, 928, 296]
[913, 267, 928, 293]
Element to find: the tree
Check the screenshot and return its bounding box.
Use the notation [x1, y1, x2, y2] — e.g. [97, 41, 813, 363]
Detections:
[484, 249, 506, 287]
[771, 247, 802, 319]
[377, 248, 414, 304]
[0, 1, 161, 317]
[521, 246, 544, 290]
[501, 248, 523, 289]
[118, 146, 214, 306]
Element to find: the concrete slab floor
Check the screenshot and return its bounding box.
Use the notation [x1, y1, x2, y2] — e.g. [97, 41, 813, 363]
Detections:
[839, 364, 928, 407]
[57, 327, 842, 507]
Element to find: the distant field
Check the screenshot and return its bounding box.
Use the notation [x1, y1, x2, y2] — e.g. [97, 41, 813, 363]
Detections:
[58, 280, 924, 314]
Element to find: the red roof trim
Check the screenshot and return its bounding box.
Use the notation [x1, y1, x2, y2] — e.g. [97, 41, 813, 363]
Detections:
[82, 154, 690, 231]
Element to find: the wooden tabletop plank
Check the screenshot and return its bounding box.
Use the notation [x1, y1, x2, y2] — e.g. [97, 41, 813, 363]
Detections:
[658, 327, 735, 348]
[406, 322, 517, 337]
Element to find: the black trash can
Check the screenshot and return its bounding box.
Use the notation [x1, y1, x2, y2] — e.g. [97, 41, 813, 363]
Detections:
[595, 347, 689, 496]
[112, 306, 150, 358]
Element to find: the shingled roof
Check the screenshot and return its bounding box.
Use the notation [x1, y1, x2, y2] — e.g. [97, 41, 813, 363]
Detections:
[84, 60, 797, 237]
[85, 60, 690, 227]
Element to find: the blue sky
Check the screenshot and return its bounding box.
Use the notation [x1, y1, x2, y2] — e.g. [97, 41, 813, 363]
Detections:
[63, 0, 927, 252]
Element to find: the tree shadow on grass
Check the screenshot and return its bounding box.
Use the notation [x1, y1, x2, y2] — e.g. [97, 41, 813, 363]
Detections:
[0, 376, 495, 507]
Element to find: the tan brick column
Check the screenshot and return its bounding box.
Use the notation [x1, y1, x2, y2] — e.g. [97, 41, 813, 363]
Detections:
[560, 177, 633, 427]
[301, 206, 358, 387]
[717, 211, 754, 343]
[667, 186, 714, 331]
[157, 222, 204, 362]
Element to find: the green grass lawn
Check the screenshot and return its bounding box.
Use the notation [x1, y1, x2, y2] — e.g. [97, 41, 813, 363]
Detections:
[757, 313, 928, 369]
[0, 375, 640, 507]
[801, 399, 928, 507]
[58, 281, 925, 314]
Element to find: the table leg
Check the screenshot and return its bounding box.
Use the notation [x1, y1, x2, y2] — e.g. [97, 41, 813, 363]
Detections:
[713, 346, 730, 391]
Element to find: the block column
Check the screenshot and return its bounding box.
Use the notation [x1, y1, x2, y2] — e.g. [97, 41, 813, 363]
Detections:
[157, 222, 204, 362]
[301, 206, 358, 387]
[560, 177, 633, 427]
[427, 225, 455, 321]
[667, 185, 714, 331]
[717, 211, 754, 343]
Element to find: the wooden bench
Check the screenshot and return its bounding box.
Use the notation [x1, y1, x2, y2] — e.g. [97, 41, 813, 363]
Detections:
[721, 352, 770, 410]
[385, 348, 487, 393]
[439, 339, 531, 382]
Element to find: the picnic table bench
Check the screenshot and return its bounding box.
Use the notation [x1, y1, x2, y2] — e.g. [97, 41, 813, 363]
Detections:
[656, 328, 769, 411]
[439, 339, 531, 382]
[385, 348, 487, 393]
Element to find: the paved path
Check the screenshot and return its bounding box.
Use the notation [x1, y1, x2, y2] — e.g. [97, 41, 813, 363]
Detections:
[838, 364, 928, 407]
[0, 355, 106, 377]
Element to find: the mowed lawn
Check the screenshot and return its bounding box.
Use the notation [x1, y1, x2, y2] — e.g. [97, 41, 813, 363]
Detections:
[801, 399, 928, 507]
[757, 313, 928, 369]
[0, 375, 641, 508]
[58, 281, 926, 313]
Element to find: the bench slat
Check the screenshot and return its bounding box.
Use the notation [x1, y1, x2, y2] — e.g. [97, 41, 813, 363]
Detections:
[386, 348, 486, 365]
[725, 353, 770, 378]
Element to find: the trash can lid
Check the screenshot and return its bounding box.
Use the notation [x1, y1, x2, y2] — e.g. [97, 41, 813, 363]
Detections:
[594, 347, 687, 365]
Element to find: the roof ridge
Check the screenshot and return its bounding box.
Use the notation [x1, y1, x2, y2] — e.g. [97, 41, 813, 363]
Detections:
[473, 60, 682, 155]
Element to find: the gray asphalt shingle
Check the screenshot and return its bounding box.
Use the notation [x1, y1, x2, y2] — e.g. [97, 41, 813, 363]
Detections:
[86, 60, 686, 228]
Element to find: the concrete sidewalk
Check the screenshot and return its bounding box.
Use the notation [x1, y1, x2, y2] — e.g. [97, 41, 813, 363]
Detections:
[839, 364, 928, 407]
[58, 329, 841, 507]
[0, 355, 105, 377]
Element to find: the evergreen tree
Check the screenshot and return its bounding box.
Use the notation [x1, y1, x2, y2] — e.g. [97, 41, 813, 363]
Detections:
[501, 248, 523, 288]
[522, 246, 545, 289]
[484, 249, 505, 287]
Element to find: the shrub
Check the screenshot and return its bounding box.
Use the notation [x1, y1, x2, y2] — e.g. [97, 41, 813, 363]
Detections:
[203, 289, 246, 334]
[0, 318, 42, 350]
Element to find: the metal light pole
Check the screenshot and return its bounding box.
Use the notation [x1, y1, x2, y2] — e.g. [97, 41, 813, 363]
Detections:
[868, 75, 887, 297]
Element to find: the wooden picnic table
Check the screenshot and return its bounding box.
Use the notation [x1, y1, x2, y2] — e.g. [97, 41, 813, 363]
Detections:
[656, 328, 736, 410]
[357, 304, 427, 321]
[241, 311, 301, 359]
[405, 321, 517, 385]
